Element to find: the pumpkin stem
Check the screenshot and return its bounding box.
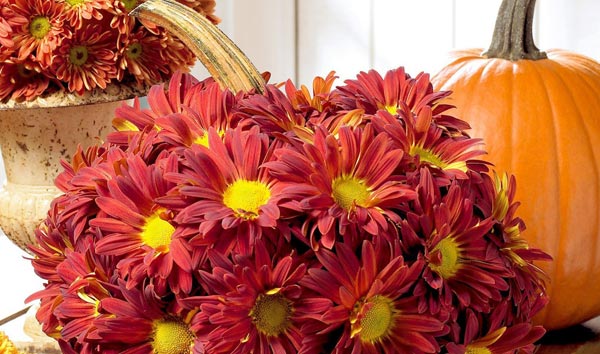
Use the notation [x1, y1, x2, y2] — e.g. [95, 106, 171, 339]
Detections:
[483, 0, 547, 60]
[130, 0, 265, 93]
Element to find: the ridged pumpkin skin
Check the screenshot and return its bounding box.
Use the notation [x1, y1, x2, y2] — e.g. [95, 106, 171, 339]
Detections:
[432, 48, 600, 330]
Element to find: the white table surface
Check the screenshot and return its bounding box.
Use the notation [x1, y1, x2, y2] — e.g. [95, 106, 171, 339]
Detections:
[0, 232, 43, 343]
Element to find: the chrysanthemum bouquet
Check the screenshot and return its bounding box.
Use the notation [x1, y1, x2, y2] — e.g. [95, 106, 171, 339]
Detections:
[0, 0, 217, 102]
[29, 67, 551, 353]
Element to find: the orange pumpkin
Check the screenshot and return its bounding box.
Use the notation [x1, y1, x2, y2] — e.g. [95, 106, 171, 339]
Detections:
[432, 0, 600, 330]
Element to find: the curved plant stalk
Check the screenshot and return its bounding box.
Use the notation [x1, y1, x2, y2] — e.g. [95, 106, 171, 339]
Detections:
[131, 0, 265, 93]
[483, 0, 547, 60]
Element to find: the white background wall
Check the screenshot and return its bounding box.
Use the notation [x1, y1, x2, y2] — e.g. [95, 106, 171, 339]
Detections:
[2, 0, 600, 342]
[193, 0, 600, 86]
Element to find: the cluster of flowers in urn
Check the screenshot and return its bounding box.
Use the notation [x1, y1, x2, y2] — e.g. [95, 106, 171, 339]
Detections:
[27, 63, 552, 353]
[0, 0, 218, 101]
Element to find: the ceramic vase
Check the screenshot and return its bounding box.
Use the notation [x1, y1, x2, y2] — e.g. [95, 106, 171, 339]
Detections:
[0, 85, 144, 251]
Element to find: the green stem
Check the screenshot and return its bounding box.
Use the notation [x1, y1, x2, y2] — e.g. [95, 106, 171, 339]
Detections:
[483, 0, 547, 60]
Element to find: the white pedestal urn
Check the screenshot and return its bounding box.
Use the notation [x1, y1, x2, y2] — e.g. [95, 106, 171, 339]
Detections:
[0, 85, 144, 251]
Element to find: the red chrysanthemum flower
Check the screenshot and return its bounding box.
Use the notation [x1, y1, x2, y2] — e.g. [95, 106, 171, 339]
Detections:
[90, 152, 196, 295]
[302, 239, 446, 353]
[117, 27, 170, 86]
[162, 34, 197, 74]
[372, 109, 487, 181]
[95, 283, 200, 353]
[0, 0, 28, 53]
[445, 307, 545, 354]
[108, 0, 139, 38]
[110, 72, 208, 135]
[52, 24, 117, 94]
[28, 206, 115, 344]
[56, 0, 105, 30]
[284, 71, 337, 116]
[0, 58, 52, 101]
[267, 124, 416, 249]
[11, 0, 67, 66]
[29, 201, 72, 284]
[238, 84, 312, 139]
[52, 247, 115, 344]
[242, 72, 338, 142]
[415, 170, 512, 315]
[170, 126, 293, 255]
[176, 0, 220, 25]
[186, 240, 327, 353]
[331, 67, 468, 133]
[154, 81, 241, 150]
[486, 173, 551, 323]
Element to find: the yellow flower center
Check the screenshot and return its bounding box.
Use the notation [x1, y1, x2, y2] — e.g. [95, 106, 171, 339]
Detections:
[193, 130, 225, 148]
[29, 16, 51, 39]
[410, 145, 467, 172]
[66, 0, 85, 7]
[69, 45, 89, 66]
[152, 320, 195, 354]
[384, 104, 398, 114]
[466, 346, 492, 354]
[222, 179, 271, 220]
[193, 133, 210, 148]
[351, 295, 396, 343]
[250, 290, 292, 337]
[77, 291, 101, 317]
[331, 176, 370, 210]
[126, 42, 143, 60]
[429, 237, 461, 279]
[120, 0, 139, 11]
[140, 211, 175, 251]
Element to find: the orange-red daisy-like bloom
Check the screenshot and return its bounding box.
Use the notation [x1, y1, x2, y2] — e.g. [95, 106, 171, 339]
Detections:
[332, 67, 468, 133]
[95, 283, 200, 353]
[53, 247, 114, 344]
[171, 126, 292, 255]
[27, 201, 73, 339]
[485, 173, 551, 324]
[282, 71, 337, 123]
[372, 109, 486, 181]
[177, 0, 220, 25]
[117, 27, 170, 86]
[239, 84, 311, 138]
[162, 33, 197, 74]
[445, 308, 545, 354]
[11, 0, 67, 66]
[28, 193, 85, 285]
[108, 0, 139, 38]
[267, 124, 416, 249]
[154, 82, 241, 150]
[110, 72, 206, 136]
[302, 240, 446, 353]
[52, 24, 117, 94]
[0, 0, 28, 52]
[56, 0, 104, 30]
[186, 240, 326, 353]
[0, 58, 52, 101]
[91, 153, 195, 295]
[416, 172, 511, 315]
